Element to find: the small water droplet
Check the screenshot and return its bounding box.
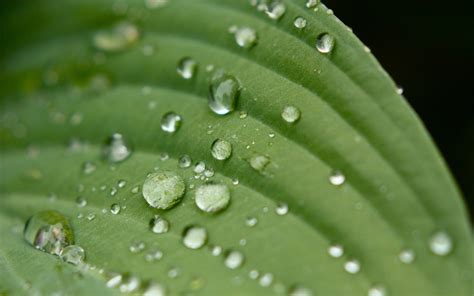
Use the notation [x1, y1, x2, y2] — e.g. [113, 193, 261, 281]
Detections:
[86, 213, 96, 221]
[239, 111, 248, 119]
[224, 250, 244, 269]
[93, 22, 139, 52]
[211, 245, 223, 256]
[145, 249, 163, 262]
[178, 155, 192, 168]
[117, 179, 127, 188]
[265, 1, 286, 20]
[60, 245, 85, 265]
[429, 231, 453, 256]
[245, 217, 258, 227]
[399, 249, 415, 264]
[249, 155, 270, 172]
[208, 74, 240, 115]
[76, 196, 87, 208]
[150, 215, 170, 234]
[168, 267, 180, 278]
[110, 187, 118, 197]
[23, 211, 74, 255]
[294, 17, 307, 29]
[306, 0, 318, 8]
[142, 171, 185, 209]
[249, 270, 259, 280]
[119, 275, 140, 293]
[289, 285, 313, 296]
[259, 273, 273, 287]
[143, 282, 166, 296]
[344, 259, 360, 274]
[316, 33, 335, 53]
[231, 26, 258, 49]
[129, 241, 146, 253]
[232, 178, 240, 185]
[177, 57, 198, 79]
[110, 203, 121, 215]
[145, 0, 168, 9]
[368, 285, 387, 296]
[328, 244, 344, 258]
[275, 202, 289, 215]
[161, 112, 182, 133]
[106, 273, 123, 288]
[329, 170, 345, 186]
[102, 133, 132, 163]
[182, 226, 207, 249]
[131, 186, 140, 194]
[281, 105, 301, 123]
[211, 139, 232, 161]
[82, 161, 97, 175]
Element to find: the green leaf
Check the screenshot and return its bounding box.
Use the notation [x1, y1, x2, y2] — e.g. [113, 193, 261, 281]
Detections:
[0, 0, 472, 295]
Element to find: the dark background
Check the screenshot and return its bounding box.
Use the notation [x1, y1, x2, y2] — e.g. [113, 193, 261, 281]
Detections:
[324, 0, 474, 221]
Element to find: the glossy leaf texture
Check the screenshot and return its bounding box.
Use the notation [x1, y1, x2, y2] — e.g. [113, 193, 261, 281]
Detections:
[0, 0, 472, 295]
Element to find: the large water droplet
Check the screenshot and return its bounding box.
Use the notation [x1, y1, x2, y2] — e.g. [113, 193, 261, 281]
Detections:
[150, 215, 170, 234]
[177, 57, 198, 79]
[294, 17, 307, 29]
[208, 74, 240, 115]
[231, 26, 258, 49]
[142, 171, 185, 209]
[265, 1, 286, 20]
[60, 245, 85, 265]
[429, 231, 453, 256]
[24, 211, 74, 255]
[161, 112, 182, 133]
[102, 133, 132, 163]
[93, 22, 139, 52]
[224, 250, 244, 269]
[344, 259, 360, 274]
[182, 226, 207, 249]
[211, 139, 232, 160]
[195, 183, 231, 213]
[316, 33, 335, 53]
[281, 105, 301, 123]
[398, 249, 415, 264]
[328, 244, 344, 258]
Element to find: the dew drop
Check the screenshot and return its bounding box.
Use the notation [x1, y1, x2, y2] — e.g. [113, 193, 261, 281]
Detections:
[194, 161, 206, 174]
[82, 161, 97, 175]
[177, 57, 198, 79]
[60, 245, 85, 265]
[76, 196, 87, 208]
[231, 26, 258, 49]
[182, 226, 207, 249]
[259, 273, 274, 287]
[23, 210, 74, 255]
[145, 0, 168, 9]
[249, 155, 270, 172]
[306, 0, 318, 8]
[294, 17, 307, 29]
[368, 285, 387, 296]
[161, 112, 182, 133]
[344, 259, 360, 274]
[289, 285, 313, 296]
[281, 105, 301, 123]
[93, 22, 139, 52]
[232, 178, 240, 185]
[211, 139, 232, 160]
[329, 170, 345, 186]
[102, 133, 132, 163]
[275, 203, 289, 215]
[142, 171, 185, 209]
[106, 273, 123, 288]
[168, 267, 180, 278]
[429, 231, 453, 256]
[119, 275, 140, 293]
[118, 179, 127, 188]
[178, 155, 192, 168]
[328, 244, 344, 258]
[131, 186, 140, 194]
[265, 1, 286, 20]
[224, 250, 244, 269]
[246, 217, 258, 227]
[316, 33, 335, 54]
[195, 183, 231, 213]
[143, 282, 166, 296]
[145, 249, 164, 262]
[249, 270, 259, 280]
[150, 215, 170, 234]
[211, 245, 223, 256]
[399, 249, 415, 264]
[110, 203, 121, 215]
[208, 74, 240, 115]
[86, 213, 96, 221]
[129, 241, 146, 253]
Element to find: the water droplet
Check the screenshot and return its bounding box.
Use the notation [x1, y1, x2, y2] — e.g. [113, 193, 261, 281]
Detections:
[179, 155, 192, 168]
[86, 213, 95, 221]
[289, 285, 313, 296]
[211, 139, 232, 160]
[399, 249, 415, 264]
[60, 245, 85, 265]
[93, 22, 139, 52]
[195, 183, 231, 213]
[161, 112, 182, 133]
[316, 33, 335, 54]
[142, 171, 185, 209]
[259, 273, 273, 287]
[82, 161, 97, 175]
[177, 57, 198, 79]
[129, 241, 146, 253]
[239, 111, 248, 119]
[329, 170, 345, 186]
[117, 179, 127, 188]
[110, 203, 121, 215]
[344, 259, 360, 274]
[368, 285, 387, 296]
[150, 215, 169, 234]
[110, 187, 118, 197]
[275, 203, 288, 215]
[106, 273, 123, 288]
[211, 245, 223, 256]
[143, 282, 166, 296]
[182, 226, 207, 249]
[131, 186, 140, 194]
[281, 105, 301, 123]
[429, 231, 453, 256]
[208, 74, 240, 115]
[119, 275, 140, 293]
[24, 211, 74, 255]
[249, 270, 259, 280]
[265, 1, 286, 20]
[245, 217, 258, 227]
[232, 178, 240, 185]
[294, 17, 307, 29]
[231, 26, 258, 49]
[145, 249, 163, 262]
[306, 0, 318, 8]
[168, 267, 180, 278]
[145, 0, 168, 9]
[76, 196, 87, 208]
[102, 133, 132, 163]
[194, 161, 206, 174]
[249, 155, 270, 172]
[328, 244, 344, 258]
[224, 250, 244, 269]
